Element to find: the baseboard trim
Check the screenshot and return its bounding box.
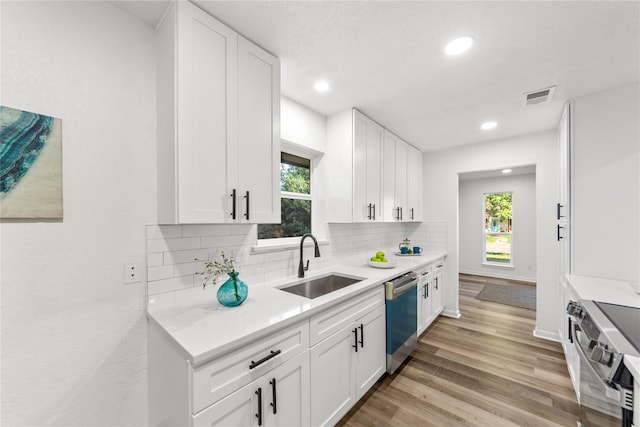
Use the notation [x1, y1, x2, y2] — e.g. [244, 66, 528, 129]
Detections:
[441, 309, 461, 319]
[533, 328, 561, 342]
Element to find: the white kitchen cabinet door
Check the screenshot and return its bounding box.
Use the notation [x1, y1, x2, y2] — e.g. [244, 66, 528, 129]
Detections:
[353, 305, 386, 400]
[394, 139, 408, 221]
[237, 36, 281, 224]
[264, 352, 310, 427]
[406, 144, 423, 221]
[310, 326, 355, 427]
[432, 271, 444, 316]
[417, 281, 433, 336]
[353, 110, 384, 222]
[157, 1, 238, 224]
[382, 130, 397, 222]
[193, 379, 255, 427]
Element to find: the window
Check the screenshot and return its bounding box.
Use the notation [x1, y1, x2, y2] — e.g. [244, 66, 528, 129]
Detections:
[258, 152, 312, 240]
[484, 192, 512, 265]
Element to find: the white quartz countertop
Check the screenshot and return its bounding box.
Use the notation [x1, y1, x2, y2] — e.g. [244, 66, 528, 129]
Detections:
[147, 248, 446, 366]
[565, 274, 640, 308]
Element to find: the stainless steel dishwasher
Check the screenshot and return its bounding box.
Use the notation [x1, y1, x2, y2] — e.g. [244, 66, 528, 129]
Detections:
[384, 272, 418, 374]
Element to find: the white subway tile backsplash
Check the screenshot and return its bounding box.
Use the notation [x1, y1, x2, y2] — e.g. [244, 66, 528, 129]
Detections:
[146, 221, 447, 297]
[147, 237, 201, 253]
[148, 265, 174, 282]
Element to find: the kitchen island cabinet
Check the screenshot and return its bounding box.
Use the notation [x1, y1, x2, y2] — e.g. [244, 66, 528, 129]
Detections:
[156, 0, 280, 224]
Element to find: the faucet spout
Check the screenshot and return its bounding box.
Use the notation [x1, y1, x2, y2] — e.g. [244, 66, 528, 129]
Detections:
[298, 233, 321, 278]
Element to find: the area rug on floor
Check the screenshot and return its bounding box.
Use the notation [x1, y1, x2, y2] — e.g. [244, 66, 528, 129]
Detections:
[475, 282, 536, 310]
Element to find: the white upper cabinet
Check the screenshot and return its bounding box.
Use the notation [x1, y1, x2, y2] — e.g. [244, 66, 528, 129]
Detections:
[406, 144, 423, 221]
[326, 109, 383, 222]
[382, 130, 422, 222]
[156, 1, 280, 224]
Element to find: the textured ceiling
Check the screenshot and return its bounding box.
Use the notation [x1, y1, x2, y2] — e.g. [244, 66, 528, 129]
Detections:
[111, 0, 640, 152]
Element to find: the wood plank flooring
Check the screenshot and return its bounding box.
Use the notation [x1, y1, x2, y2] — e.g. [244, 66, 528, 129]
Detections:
[336, 274, 620, 427]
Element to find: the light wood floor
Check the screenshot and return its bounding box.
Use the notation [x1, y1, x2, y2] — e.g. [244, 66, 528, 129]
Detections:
[336, 274, 620, 427]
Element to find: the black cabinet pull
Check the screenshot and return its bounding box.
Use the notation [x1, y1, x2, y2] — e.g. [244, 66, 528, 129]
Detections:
[426, 283, 429, 298]
[244, 191, 250, 220]
[270, 378, 277, 414]
[410, 208, 414, 220]
[372, 204, 376, 220]
[230, 189, 237, 219]
[435, 277, 438, 290]
[249, 350, 281, 370]
[352, 328, 358, 352]
[557, 224, 564, 241]
[367, 203, 372, 220]
[568, 318, 573, 344]
[400, 207, 403, 221]
[255, 387, 263, 426]
[557, 203, 565, 220]
[359, 324, 364, 348]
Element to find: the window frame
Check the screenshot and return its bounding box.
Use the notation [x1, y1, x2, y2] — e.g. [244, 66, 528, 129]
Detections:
[257, 149, 314, 246]
[482, 191, 514, 268]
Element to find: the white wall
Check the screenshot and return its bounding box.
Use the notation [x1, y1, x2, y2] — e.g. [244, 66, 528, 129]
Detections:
[459, 173, 537, 281]
[423, 130, 559, 338]
[571, 82, 640, 281]
[1, 2, 155, 425]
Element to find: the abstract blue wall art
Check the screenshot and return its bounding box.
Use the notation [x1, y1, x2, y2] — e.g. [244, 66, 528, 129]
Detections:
[1, 106, 63, 219]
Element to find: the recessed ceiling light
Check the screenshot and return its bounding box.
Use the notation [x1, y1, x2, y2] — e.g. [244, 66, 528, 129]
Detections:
[481, 121, 497, 130]
[314, 81, 330, 92]
[502, 169, 512, 174]
[445, 36, 474, 56]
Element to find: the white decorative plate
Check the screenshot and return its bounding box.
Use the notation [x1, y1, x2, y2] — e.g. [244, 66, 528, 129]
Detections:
[368, 259, 397, 268]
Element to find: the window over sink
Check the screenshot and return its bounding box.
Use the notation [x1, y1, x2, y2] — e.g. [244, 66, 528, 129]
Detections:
[258, 151, 312, 241]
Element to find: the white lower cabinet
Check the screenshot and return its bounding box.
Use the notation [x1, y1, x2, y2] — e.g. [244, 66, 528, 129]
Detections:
[432, 269, 444, 315]
[417, 259, 445, 336]
[194, 351, 310, 427]
[309, 292, 386, 427]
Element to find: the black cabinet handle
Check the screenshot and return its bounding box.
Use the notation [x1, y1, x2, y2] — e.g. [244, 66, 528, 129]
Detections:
[557, 203, 565, 220]
[255, 387, 263, 426]
[426, 283, 429, 298]
[557, 224, 564, 241]
[270, 378, 277, 414]
[367, 203, 372, 220]
[249, 350, 281, 370]
[435, 277, 438, 290]
[244, 191, 250, 220]
[400, 207, 403, 220]
[410, 208, 414, 220]
[352, 328, 358, 352]
[568, 318, 573, 344]
[372, 204, 376, 220]
[230, 189, 237, 219]
[359, 324, 364, 348]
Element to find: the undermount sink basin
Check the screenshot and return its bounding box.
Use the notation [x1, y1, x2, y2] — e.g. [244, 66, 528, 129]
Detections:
[278, 273, 365, 299]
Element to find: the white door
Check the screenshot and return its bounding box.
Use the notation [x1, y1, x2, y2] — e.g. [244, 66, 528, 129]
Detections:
[237, 36, 281, 224]
[418, 281, 433, 335]
[353, 306, 386, 400]
[365, 119, 384, 222]
[432, 272, 443, 315]
[382, 130, 397, 222]
[177, 1, 238, 223]
[309, 326, 355, 427]
[394, 140, 408, 221]
[265, 352, 310, 427]
[407, 145, 423, 221]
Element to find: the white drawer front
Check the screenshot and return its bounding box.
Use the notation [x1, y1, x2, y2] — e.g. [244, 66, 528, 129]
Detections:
[191, 321, 309, 414]
[309, 287, 384, 347]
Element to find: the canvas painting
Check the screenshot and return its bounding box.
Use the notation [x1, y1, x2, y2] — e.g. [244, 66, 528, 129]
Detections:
[0, 106, 63, 219]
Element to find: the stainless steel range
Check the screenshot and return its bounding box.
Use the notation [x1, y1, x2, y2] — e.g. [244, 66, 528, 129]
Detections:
[567, 300, 639, 426]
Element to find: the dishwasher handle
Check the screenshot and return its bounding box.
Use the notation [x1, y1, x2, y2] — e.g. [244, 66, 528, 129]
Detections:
[385, 278, 418, 299]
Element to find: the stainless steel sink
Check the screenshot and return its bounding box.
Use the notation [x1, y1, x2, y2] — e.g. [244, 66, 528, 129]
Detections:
[278, 274, 364, 299]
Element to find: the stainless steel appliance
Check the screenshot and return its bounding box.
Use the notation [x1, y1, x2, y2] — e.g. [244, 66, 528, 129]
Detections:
[567, 300, 638, 426]
[384, 272, 418, 374]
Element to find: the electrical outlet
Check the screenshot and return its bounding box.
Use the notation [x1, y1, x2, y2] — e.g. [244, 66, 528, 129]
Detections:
[124, 262, 141, 284]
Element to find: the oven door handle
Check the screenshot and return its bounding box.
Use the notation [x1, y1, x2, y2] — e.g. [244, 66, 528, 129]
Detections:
[391, 279, 418, 297]
[573, 323, 622, 394]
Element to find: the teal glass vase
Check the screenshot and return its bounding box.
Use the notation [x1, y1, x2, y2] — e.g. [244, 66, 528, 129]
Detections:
[217, 272, 248, 307]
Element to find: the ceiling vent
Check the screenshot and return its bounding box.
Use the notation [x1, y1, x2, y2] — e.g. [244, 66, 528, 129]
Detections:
[523, 86, 556, 106]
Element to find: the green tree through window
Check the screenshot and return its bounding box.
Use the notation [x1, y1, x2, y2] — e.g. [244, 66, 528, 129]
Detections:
[484, 192, 512, 264]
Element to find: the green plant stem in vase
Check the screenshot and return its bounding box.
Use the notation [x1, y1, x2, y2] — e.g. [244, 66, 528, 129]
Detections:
[195, 251, 248, 307]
